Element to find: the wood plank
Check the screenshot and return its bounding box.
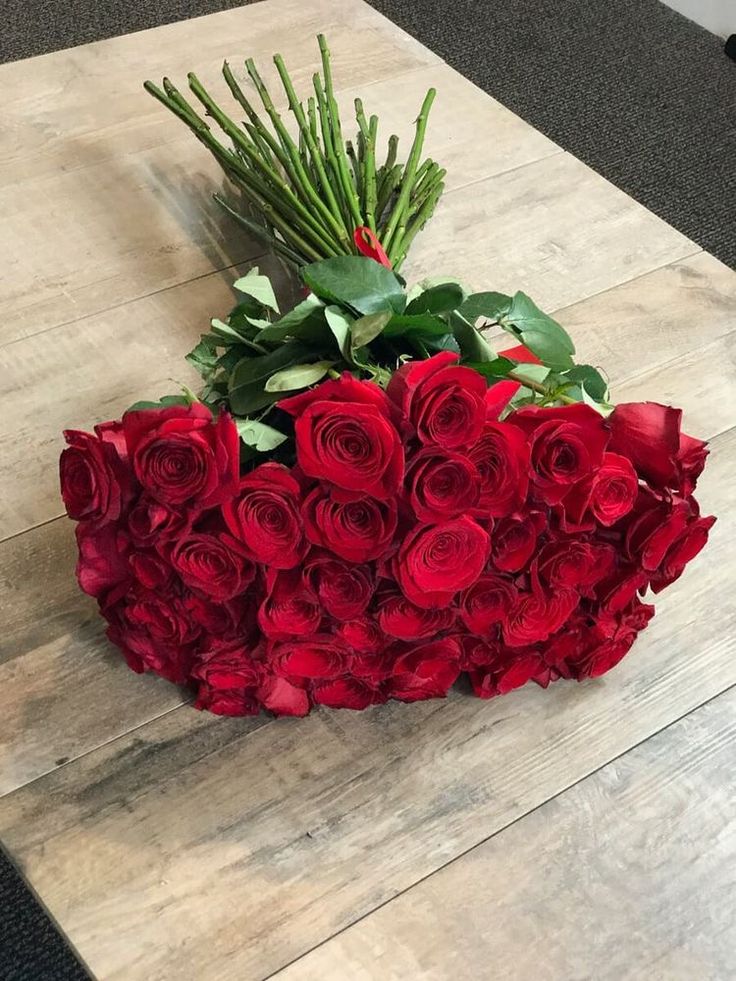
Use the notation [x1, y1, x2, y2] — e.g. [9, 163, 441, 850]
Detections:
[0, 424, 731, 980]
[0, 19, 562, 347]
[0, 214, 710, 544]
[0, 249, 731, 797]
[405, 152, 698, 314]
[276, 688, 736, 981]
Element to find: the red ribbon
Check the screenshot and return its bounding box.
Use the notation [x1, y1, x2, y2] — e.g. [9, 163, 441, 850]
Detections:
[353, 226, 392, 268]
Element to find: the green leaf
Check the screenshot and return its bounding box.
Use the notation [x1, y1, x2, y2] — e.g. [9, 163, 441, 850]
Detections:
[351, 309, 393, 350]
[228, 342, 308, 413]
[235, 418, 288, 451]
[459, 291, 512, 324]
[405, 282, 465, 316]
[512, 363, 551, 384]
[256, 294, 327, 344]
[302, 256, 406, 315]
[209, 318, 250, 345]
[501, 292, 575, 370]
[185, 339, 218, 380]
[450, 312, 498, 362]
[233, 268, 279, 313]
[383, 312, 452, 339]
[324, 305, 354, 361]
[562, 364, 609, 401]
[264, 361, 335, 393]
[464, 357, 517, 380]
[126, 394, 191, 412]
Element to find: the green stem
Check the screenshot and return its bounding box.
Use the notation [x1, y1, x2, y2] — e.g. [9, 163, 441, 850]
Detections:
[391, 180, 444, 269]
[508, 370, 577, 404]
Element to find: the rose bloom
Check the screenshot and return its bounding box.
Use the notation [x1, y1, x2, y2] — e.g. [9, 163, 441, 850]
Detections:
[192, 640, 265, 715]
[396, 515, 490, 608]
[625, 494, 693, 572]
[333, 618, 386, 654]
[223, 463, 305, 568]
[459, 574, 518, 636]
[537, 540, 615, 591]
[467, 421, 529, 516]
[387, 351, 486, 449]
[313, 677, 386, 711]
[302, 488, 398, 562]
[258, 569, 322, 640]
[75, 522, 131, 600]
[60, 426, 131, 525]
[123, 403, 240, 508]
[169, 533, 255, 601]
[511, 403, 610, 505]
[270, 635, 349, 684]
[491, 512, 544, 573]
[466, 648, 546, 699]
[406, 447, 480, 522]
[608, 401, 708, 495]
[127, 496, 192, 547]
[302, 553, 374, 620]
[503, 587, 579, 648]
[563, 452, 638, 528]
[650, 514, 716, 593]
[385, 637, 462, 701]
[375, 589, 455, 640]
[279, 374, 403, 499]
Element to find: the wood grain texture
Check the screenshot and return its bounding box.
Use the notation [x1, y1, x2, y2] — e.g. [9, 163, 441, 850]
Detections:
[276, 688, 736, 981]
[0, 250, 732, 796]
[0, 425, 731, 980]
[404, 151, 698, 314]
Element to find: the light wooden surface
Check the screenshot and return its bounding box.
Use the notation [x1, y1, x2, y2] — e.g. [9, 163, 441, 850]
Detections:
[0, 0, 734, 978]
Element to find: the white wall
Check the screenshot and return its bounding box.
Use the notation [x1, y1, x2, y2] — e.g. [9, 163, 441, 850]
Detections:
[661, 0, 734, 38]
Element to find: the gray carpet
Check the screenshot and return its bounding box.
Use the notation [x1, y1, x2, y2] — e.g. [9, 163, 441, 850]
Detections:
[0, 0, 734, 977]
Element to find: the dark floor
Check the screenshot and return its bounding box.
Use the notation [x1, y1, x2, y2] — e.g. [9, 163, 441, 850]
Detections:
[1, 0, 734, 977]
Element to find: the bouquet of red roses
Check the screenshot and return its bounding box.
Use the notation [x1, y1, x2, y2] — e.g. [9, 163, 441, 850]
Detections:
[59, 38, 714, 717]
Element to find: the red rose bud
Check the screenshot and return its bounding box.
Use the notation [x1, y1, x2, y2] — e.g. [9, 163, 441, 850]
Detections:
[302, 488, 398, 563]
[387, 351, 486, 449]
[396, 516, 490, 608]
[123, 403, 239, 508]
[223, 463, 306, 569]
[491, 512, 543, 573]
[511, 403, 610, 505]
[608, 402, 708, 495]
[192, 639, 265, 716]
[467, 421, 530, 516]
[563, 452, 638, 528]
[406, 447, 480, 522]
[169, 533, 255, 601]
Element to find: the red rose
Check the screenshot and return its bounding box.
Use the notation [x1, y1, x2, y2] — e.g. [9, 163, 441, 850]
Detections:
[259, 675, 311, 717]
[406, 448, 480, 522]
[279, 374, 403, 499]
[375, 589, 455, 640]
[270, 635, 349, 683]
[564, 452, 638, 528]
[192, 639, 264, 715]
[182, 592, 258, 641]
[484, 381, 523, 421]
[467, 421, 529, 516]
[128, 496, 192, 546]
[608, 402, 708, 494]
[511, 403, 610, 504]
[302, 488, 398, 562]
[60, 427, 131, 525]
[459, 574, 517, 635]
[396, 516, 490, 609]
[651, 514, 716, 592]
[467, 650, 546, 699]
[503, 587, 579, 647]
[537, 540, 615, 591]
[169, 533, 255, 601]
[596, 567, 649, 613]
[123, 403, 239, 508]
[387, 351, 486, 449]
[258, 569, 321, 640]
[386, 637, 462, 701]
[129, 549, 173, 589]
[303, 553, 374, 620]
[491, 512, 543, 573]
[223, 463, 305, 568]
[313, 677, 385, 711]
[625, 496, 692, 572]
[75, 522, 131, 599]
[104, 589, 195, 684]
[333, 618, 386, 654]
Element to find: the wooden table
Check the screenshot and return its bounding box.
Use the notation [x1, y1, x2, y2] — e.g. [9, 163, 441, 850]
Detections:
[1, 1, 735, 977]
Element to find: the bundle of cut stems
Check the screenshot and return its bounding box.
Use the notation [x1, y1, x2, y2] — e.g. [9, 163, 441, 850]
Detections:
[144, 35, 443, 271]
